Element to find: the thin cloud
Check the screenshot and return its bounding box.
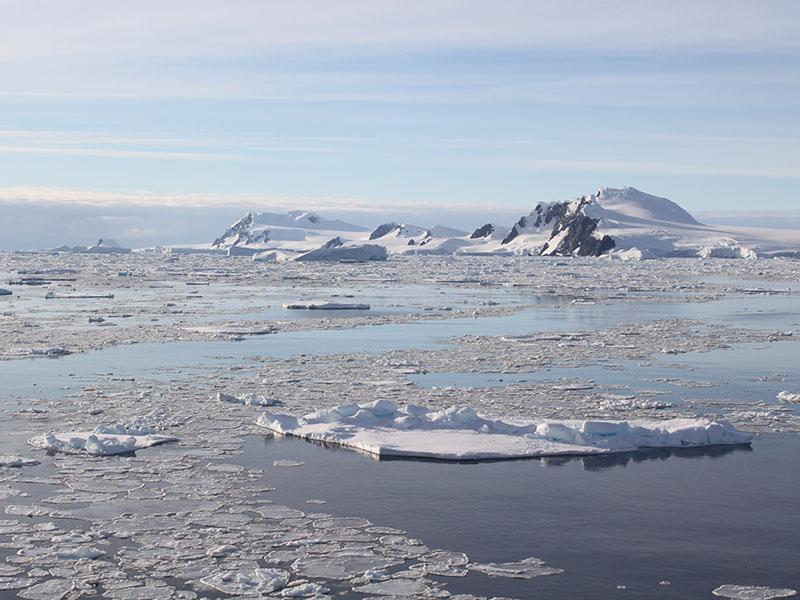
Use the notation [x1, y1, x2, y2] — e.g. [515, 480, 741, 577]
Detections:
[0, 145, 233, 161]
[505, 158, 800, 179]
[0, 186, 521, 215]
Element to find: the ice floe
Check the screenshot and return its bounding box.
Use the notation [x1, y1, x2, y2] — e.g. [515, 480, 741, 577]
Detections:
[284, 301, 371, 310]
[712, 585, 797, 599]
[200, 567, 291, 595]
[470, 556, 564, 579]
[777, 391, 800, 404]
[28, 425, 177, 456]
[0, 455, 39, 467]
[217, 391, 279, 407]
[257, 400, 752, 460]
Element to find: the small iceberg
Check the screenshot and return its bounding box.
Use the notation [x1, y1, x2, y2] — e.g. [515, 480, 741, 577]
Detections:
[28, 424, 178, 456]
[256, 400, 752, 461]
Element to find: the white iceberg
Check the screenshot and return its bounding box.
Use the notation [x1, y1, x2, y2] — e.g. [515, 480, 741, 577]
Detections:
[777, 391, 800, 404]
[256, 400, 752, 461]
[28, 424, 178, 456]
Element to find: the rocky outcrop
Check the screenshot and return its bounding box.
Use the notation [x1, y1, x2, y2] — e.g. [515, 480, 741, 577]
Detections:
[470, 223, 495, 239]
[369, 223, 400, 240]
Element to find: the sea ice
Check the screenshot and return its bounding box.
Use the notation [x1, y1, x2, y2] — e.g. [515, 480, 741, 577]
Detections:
[217, 391, 278, 407]
[470, 556, 564, 579]
[777, 391, 800, 404]
[284, 301, 371, 310]
[712, 585, 797, 599]
[257, 400, 752, 460]
[28, 425, 177, 456]
[0, 456, 39, 467]
[200, 567, 291, 595]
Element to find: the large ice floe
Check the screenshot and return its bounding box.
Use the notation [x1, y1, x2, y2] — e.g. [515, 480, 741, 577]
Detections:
[712, 585, 797, 599]
[257, 400, 752, 461]
[28, 425, 177, 456]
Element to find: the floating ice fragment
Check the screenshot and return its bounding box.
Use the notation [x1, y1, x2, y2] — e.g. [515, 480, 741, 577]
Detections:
[217, 391, 278, 407]
[55, 546, 106, 559]
[17, 578, 74, 600]
[712, 585, 797, 599]
[470, 556, 563, 579]
[354, 577, 436, 595]
[284, 301, 371, 310]
[200, 567, 290, 595]
[292, 550, 403, 580]
[257, 401, 753, 461]
[28, 427, 177, 456]
[273, 459, 306, 467]
[777, 391, 800, 404]
[0, 456, 39, 468]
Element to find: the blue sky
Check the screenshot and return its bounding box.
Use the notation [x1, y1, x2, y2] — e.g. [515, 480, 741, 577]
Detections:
[0, 1, 799, 247]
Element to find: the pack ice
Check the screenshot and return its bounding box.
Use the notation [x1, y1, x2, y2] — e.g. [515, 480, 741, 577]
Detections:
[256, 400, 752, 461]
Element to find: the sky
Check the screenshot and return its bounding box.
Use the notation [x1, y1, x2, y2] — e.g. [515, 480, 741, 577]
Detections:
[1, 0, 799, 248]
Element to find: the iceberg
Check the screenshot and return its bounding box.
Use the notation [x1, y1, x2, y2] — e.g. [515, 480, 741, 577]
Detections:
[256, 400, 752, 461]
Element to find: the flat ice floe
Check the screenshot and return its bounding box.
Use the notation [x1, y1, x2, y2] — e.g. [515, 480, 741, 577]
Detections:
[713, 585, 797, 599]
[256, 400, 752, 460]
[0, 456, 39, 467]
[28, 425, 177, 456]
[284, 301, 371, 310]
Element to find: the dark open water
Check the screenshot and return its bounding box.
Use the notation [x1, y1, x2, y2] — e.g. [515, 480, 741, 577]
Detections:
[239, 432, 800, 599]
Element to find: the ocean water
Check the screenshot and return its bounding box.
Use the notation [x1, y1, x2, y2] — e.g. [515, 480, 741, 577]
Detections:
[242, 432, 800, 599]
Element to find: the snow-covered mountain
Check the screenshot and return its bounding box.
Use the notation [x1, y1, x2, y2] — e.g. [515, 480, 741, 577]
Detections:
[210, 210, 369, 257]
[203, 189, 800, 261]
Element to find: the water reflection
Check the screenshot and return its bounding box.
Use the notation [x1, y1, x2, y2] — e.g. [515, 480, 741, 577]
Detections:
[260, 431, 752, 470]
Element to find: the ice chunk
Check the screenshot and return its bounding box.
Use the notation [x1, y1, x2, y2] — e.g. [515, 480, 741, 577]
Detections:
[257, 402, 752, 461]
[712, 585, 797, 599]
[217, 391, 278, 407]
[284, 301, 371, 310]
[200, 567, 290, 595]
[470, 556, 563, 579]
[0, 456, 39, 468]
[292, 550, 403, 579]
[28, 427, 177, 456]
[273, 459, 305, 467]
[777, 391, 800, 404]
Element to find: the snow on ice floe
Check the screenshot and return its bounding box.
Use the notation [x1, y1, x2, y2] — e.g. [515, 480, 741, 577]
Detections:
[256, 400, 752, 461]
[284, 301, 371, 310]
[712, 585, 797, 599]
[777, 391, 800, 404]
[28, 424, 177, 456]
